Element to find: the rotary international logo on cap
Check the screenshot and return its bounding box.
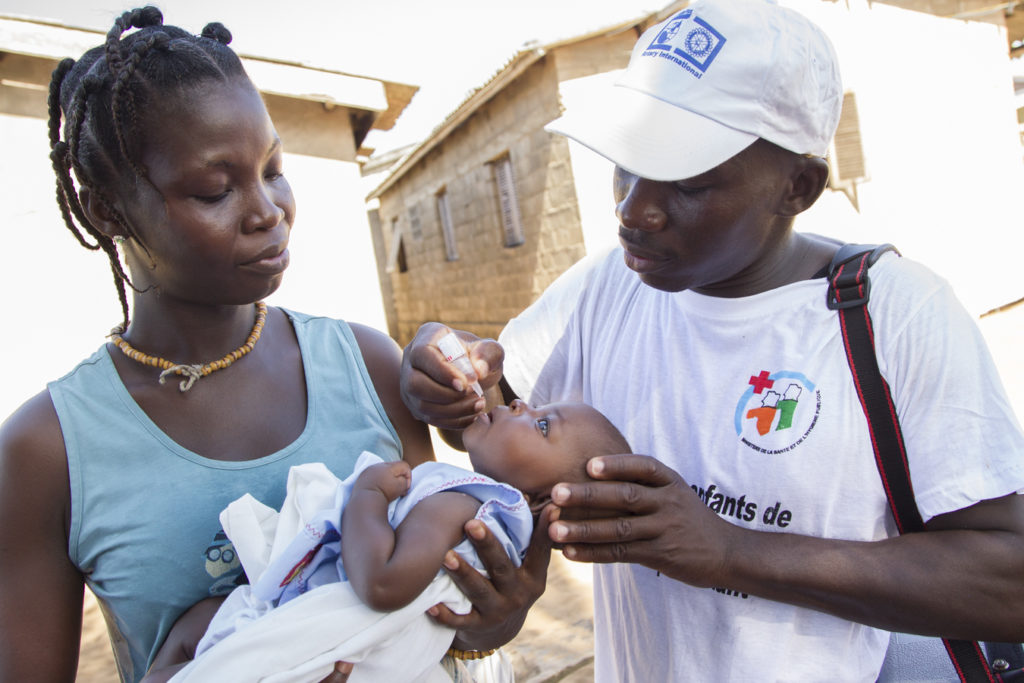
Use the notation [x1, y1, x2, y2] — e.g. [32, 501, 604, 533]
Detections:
[545, 0, 841, 180]
[642, 8, 727, 78]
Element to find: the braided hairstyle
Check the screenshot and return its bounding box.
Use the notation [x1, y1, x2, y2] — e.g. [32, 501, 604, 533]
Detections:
[47, 6, 247, 330]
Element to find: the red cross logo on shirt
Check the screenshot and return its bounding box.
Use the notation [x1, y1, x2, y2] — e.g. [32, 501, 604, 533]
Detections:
[749, 370, 774, 394]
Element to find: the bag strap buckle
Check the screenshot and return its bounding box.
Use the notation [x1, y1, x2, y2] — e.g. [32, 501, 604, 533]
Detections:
[826, 243, 899, 311]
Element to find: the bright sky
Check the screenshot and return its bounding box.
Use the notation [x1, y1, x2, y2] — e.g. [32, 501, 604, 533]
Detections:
[0, 0, 663, 151]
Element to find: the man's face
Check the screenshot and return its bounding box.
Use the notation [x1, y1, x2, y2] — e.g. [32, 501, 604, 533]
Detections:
[614, 139, 797, 296]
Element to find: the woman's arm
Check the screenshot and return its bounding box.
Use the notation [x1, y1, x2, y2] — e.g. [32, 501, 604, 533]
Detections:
[143, 596, 354, 683]
[141, 596, 225, 682]
[341, 461, 480, 611]
[350, 323, 435, 467]
[0, 391, 86, 680]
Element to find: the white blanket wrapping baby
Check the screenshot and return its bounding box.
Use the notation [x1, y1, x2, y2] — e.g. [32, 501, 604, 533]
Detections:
[171, 452, 532, 683]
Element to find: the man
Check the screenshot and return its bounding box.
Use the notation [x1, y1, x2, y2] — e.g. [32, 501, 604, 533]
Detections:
[402, 0, 1024, 680]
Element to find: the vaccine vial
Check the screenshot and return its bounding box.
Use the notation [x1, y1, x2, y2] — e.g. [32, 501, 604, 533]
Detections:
[437, 332, 484, 396]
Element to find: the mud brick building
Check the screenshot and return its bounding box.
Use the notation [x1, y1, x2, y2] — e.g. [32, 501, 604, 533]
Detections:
[365, 7, 684, 344]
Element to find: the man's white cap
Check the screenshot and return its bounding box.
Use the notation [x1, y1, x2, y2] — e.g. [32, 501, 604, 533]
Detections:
[545, 0, 842, 181]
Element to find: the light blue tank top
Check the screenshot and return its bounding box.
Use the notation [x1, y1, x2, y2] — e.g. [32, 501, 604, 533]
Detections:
[48, 310, 402, 682]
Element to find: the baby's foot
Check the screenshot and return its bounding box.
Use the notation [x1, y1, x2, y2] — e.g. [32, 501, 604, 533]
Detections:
[354, 461, 412, 502]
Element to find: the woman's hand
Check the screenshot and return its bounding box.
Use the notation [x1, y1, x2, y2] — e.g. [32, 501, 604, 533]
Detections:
[143, 596, 225, 681]
[428, 505, 555, 650]
[400, 323, 505, 431]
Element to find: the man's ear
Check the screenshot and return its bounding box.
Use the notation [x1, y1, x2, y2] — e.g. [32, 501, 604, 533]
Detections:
[79, 186, 126, 240]
[779, 156, 830, 217]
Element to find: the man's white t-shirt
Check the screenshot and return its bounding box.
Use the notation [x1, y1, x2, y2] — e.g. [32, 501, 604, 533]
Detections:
[500, 247, 1024, 682]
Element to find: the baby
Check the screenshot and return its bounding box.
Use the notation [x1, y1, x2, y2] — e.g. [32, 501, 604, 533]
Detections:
[157, 400, 629, 682]
[343, 399, 630, 610]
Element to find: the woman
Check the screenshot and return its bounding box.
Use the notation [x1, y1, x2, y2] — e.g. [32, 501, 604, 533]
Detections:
[0, 8, 546, 681]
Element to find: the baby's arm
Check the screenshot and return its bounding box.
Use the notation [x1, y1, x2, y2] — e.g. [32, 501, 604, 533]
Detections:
[342, 461, 481, 612]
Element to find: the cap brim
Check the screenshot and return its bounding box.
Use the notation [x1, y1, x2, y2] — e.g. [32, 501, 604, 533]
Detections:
[545, 83, 757, 181]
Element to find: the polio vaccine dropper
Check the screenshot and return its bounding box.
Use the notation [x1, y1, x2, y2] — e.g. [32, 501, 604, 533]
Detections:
[438, 332, 484, 397]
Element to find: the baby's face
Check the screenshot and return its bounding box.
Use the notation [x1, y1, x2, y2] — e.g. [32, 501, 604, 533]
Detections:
[464, 399, 596, 498]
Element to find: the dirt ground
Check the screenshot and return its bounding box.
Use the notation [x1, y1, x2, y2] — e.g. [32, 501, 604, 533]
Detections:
[74, 304, 1022, 682]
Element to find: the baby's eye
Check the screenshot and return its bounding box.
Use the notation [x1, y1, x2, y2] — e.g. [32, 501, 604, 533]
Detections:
[536, 417, 549, 438]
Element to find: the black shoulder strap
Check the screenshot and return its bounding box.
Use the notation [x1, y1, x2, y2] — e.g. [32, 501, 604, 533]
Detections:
[826, 244, 1002, 683]
[826, 243, 919, 531]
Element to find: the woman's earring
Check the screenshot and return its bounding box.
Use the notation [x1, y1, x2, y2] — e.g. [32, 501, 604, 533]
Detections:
[113, 235, 126, 245]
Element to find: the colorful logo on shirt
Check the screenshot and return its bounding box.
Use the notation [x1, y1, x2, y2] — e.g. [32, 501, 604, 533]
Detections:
[642, 9, 727, 77]
[734, 370, 821, 454]
[204, 529, 245, 595]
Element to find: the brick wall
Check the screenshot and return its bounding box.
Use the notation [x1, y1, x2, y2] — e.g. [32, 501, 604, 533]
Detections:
[377, 55, 584, 345]
[374, 32, 636, 346]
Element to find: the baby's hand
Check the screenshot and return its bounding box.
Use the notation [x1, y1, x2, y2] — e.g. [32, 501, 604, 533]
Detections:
[354, 461, 412, 502]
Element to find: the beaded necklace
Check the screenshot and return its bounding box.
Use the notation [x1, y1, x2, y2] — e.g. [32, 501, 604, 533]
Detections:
[109, 302, 268, 392]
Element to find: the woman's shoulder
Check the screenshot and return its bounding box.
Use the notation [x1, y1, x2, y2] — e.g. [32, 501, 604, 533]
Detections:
[1, 388, 66, 459]
[278, 307, 346, 331]
[3, 345, 118, 490]
[280, 309, 389, 358]
[6, 345, 119, 494]
[0, 389, 69, 505]
[276, 307, 394, 349]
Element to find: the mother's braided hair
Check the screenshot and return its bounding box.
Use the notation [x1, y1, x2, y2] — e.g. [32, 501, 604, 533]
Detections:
[47, 6, 246, 330]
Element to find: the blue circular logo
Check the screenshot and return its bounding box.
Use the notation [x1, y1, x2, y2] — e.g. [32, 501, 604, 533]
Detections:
[685, 28, 713, 57]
